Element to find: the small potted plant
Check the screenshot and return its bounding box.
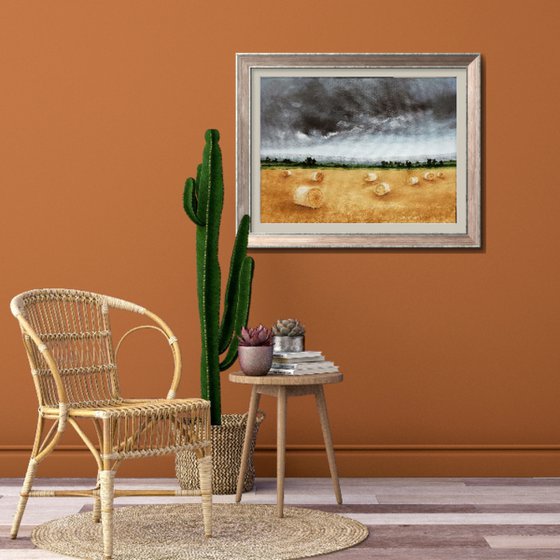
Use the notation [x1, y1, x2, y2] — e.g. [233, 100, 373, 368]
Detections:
[238, 325, 274, 376]
[272, 318, 306, 352]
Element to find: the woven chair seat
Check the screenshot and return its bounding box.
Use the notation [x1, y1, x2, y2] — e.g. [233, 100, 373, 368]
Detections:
[42, 398, 210, 417]
[43, 399, 211, 460]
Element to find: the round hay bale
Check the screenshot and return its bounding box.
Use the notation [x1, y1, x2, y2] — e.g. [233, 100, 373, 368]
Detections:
[293, 186, 324, 208]
[423, 171, 435, 181]
[374, 182, 391, 197]
[281, 170, 292, 178]
[364, 172, 378, 183]
[408, 176, 420, 186]
[437, 171, 445, 178]
[310, 171, 324, 182]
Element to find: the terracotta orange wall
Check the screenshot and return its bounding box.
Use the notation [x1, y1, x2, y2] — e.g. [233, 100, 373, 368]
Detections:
[1, 0, 559, 478]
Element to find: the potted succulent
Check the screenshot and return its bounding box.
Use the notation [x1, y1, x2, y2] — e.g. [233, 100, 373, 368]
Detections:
[238, 325, 274, 376]
[272, 318, 306, 353]
[176, 129, 264, 495]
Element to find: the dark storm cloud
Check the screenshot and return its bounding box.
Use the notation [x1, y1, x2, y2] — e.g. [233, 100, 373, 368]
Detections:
[260, 77, 456, 151]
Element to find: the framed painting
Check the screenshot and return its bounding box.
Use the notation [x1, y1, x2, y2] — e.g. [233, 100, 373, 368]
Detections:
[236, 53, 481, 248]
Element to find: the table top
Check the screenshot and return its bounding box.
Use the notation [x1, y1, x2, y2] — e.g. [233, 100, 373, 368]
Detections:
[229, 370, 343, 386]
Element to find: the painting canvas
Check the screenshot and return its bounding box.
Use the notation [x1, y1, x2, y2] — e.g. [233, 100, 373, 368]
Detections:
[260, 76, 457, 224]
[236, 54, 481, 248]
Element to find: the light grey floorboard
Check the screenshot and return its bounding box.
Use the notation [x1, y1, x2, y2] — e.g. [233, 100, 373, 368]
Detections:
[322, 548, 560, 559]
[376, 490, 560, 505]
[346, 513, 560, 525]
[485, 535, 560, 549]
[1, 551, 69, 558]
[465, 479, 560, 487]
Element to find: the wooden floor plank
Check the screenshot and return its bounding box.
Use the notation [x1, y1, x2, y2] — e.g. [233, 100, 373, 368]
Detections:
[347, 513, 560, 525]
[485, 535, 560, 549]
[320, 547, 560, 559]
[301, 504, 479, 513]
[0, 536, 35, 549]
[361, 525, 560, 547]
[0, 551, 67, 559]
[303, 503, 560, 513]
[465, 479, 560, 487]
[377, 491, 560, 505]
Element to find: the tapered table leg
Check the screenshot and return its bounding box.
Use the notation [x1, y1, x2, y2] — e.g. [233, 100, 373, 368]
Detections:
[315, 386, 343, 504]
[236, 386, 261, 502]
[277, 386, 287, 517]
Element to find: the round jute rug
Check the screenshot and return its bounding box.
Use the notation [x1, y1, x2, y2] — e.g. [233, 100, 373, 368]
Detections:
[32, 503, 368, 560]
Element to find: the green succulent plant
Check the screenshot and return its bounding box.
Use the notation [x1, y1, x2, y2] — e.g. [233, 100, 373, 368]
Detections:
[272, 319, 305, 337]
[238, 325, 274, 347]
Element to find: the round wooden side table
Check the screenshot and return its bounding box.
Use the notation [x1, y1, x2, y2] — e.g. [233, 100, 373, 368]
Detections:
[229, 370, 343, 517]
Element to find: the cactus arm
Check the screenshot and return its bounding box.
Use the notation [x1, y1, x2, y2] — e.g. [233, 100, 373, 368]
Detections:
[218, 214, 251, 353]
[183, 178, 204, 226]
[219, 255, 255, 371]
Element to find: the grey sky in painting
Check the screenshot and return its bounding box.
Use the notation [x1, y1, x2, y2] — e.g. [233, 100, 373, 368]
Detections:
[260, 77, 456, 162]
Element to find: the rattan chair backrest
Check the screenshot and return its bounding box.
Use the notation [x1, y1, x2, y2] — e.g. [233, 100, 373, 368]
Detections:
[11, 289, 122, 408]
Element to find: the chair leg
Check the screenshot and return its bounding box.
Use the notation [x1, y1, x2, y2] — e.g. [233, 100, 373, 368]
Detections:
[93, 473, 101, 523]
[11, 416, 45, 539]
[10, 458, 38, 539]
[196, 447, 212, 538]
[99, 469, 115, 560]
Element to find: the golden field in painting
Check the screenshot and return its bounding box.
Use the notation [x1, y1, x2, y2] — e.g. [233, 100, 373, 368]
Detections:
[260, 167, 456, 223]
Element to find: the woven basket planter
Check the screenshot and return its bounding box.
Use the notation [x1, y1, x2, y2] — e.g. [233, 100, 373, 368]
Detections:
[175, 412, 265, 495]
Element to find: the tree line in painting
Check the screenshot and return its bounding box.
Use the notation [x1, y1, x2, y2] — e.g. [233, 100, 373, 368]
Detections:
[261, 156, 456, 169]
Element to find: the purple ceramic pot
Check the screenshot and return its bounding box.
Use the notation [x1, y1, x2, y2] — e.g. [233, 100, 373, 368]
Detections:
[238, 345, 273, 376]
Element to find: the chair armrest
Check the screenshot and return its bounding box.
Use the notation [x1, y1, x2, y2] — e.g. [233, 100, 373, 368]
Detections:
[114, 311, 182, 399]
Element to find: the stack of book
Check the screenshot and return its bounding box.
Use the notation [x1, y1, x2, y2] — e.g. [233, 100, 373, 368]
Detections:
[269, 351, 339, 375]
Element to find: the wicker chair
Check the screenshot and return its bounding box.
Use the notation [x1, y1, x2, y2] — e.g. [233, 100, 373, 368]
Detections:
[9, 288, 212, 560]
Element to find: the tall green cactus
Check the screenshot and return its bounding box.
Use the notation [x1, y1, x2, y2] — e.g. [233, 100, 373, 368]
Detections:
[183, 129, 254, 425]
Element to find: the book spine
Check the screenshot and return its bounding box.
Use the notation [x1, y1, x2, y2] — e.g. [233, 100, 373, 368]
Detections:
[273, 352, 323, 358]
[273, 357, 326, 364]
[271, 361, 336, 370]
[269, 367, 339, 375]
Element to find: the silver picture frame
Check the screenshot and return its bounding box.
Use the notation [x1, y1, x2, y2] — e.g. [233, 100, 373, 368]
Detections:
[236, 53, 481, 248]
